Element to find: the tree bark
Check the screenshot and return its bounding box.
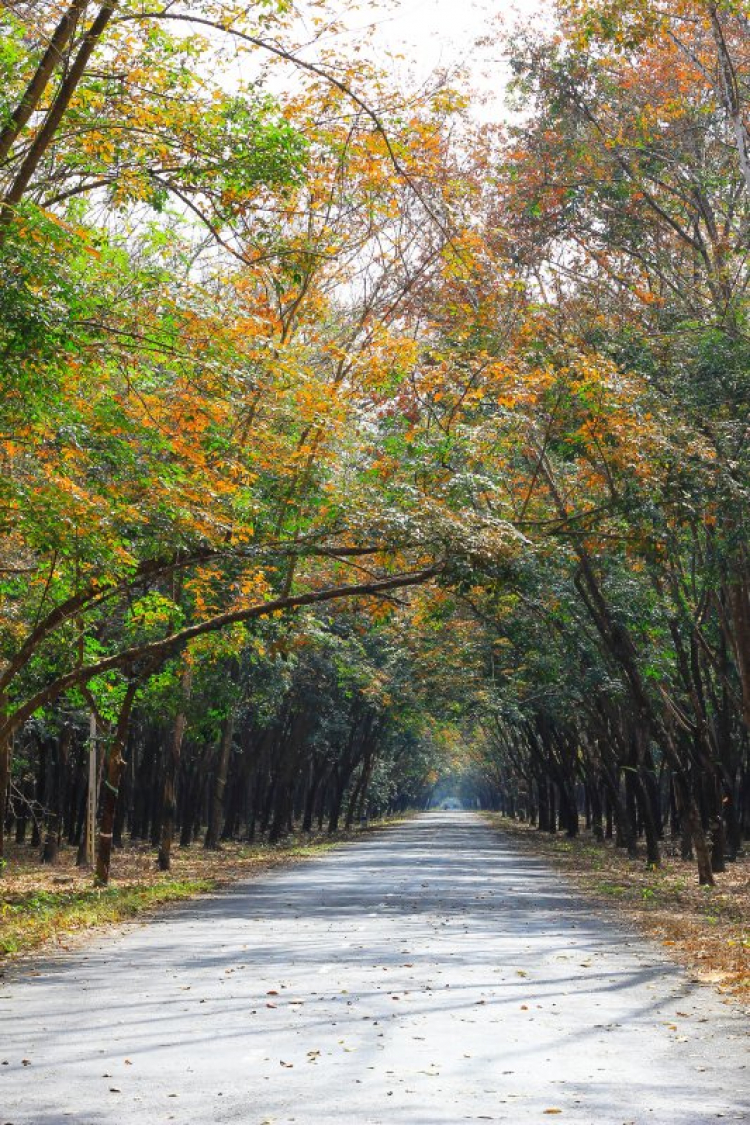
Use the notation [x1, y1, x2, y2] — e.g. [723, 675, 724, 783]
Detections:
[205, 710, 235, 849]
[41, 724, 71, 864]
[158, 667, 193, 872]
[0, 691, 9, 868]
[95, 681, 140, 884]
[0, 3, 118, 233]
[0, 0, 92, 165]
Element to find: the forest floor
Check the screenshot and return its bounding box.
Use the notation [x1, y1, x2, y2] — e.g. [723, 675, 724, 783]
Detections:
[0, 822, 396, 964]
[485, 815, 750, 1004]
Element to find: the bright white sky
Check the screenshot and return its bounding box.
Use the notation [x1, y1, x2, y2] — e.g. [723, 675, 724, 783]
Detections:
[332, 0, 546, 63]
[290, 0, 550, 115]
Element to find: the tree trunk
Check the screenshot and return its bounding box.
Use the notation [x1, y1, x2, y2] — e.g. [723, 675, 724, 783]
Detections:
[674, 773, 714, 886]
[113, 733, 133, 849]
[589, 780, 604, 842]
[536, 775, 550, 832]
[327, 768, 346, 835]
[205, 711, 235, 849]
[158, 668, 192, 872]
[41, 725, 71, 864]
[0, 3, 118, 233]
[345, 759, 368, 830]
[0, 712, 9, 868]
[302, 759, 326, 833]
[634, 771, 661, 868]
[95, 682, 140, 884]
[0, 0, 92, 164]
[0, 686, 12, 868]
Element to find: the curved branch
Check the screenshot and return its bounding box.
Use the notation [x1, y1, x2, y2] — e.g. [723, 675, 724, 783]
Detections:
[0, 564, 443, 741]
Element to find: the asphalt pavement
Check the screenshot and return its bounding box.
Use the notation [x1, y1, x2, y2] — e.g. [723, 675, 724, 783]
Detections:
[0, 811, 747, 1124]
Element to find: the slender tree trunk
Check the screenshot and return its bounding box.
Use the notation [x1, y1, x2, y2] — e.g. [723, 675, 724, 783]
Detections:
[589, 779, 604, 842]
[0, 0, 91, 164]
[604, 789, 613, 839]
[563, 781, 579, 838]
[327, 770, 346, 835]
[95, 682, 140, 885]
[113, 730, 133, 849]
[345, 760, 367, 830]
[205, 711, 235, 849]
[603, 767, 637, 857]
[634, 771, 661, 868]
[0, 3, 118, 233]
[708, 4, 750, 195]
[537, 776, 550, 832]
[356, 754, 375, 823]
[0, 732, 9, 867]
[302, 759, 325, 833]
[267, 708, 304, 844]
[30, 735, 46, 849]
[41, 725, 71, 863]
[158, 668, 192, 872]
[673, 773, 714, 886]
[16, 775, 32, 844]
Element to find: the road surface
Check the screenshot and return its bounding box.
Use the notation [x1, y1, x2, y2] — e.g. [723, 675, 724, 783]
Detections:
[0, 812, 747, 1124]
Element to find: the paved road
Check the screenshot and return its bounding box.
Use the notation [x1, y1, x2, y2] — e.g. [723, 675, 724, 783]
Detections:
[0, 813, 747, 1124]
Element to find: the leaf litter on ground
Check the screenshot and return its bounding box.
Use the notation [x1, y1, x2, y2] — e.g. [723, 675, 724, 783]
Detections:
[485, 815, 749, 1004]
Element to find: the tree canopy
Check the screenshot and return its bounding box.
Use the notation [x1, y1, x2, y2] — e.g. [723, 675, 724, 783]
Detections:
[1, 0, 749, 888]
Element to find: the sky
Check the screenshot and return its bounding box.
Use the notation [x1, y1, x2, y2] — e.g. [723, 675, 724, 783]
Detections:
[342, 0, 543, 65]
[290, 0, 549, 112]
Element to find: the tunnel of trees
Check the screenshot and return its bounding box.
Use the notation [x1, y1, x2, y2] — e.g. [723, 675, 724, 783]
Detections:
[1, 0, 749, 889]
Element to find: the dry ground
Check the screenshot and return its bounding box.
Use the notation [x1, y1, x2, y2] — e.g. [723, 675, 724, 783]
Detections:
[485, 814, 749, 1004]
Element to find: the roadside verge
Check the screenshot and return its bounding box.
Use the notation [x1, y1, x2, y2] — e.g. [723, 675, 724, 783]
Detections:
[0, 817, 408, 965]
[482, 813, 749, 1005]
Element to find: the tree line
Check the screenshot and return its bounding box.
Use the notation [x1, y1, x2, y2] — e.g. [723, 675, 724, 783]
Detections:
[1, 0, 749, 887]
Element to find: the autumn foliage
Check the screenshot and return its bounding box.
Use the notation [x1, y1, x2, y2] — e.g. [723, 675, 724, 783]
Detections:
[0, 0, 749, 889]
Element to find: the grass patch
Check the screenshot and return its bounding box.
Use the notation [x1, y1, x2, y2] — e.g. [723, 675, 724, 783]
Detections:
[595, 881, 627, 897]
[0, 813, 409, 963]
[287, 841, 340, 857]
[1, 880, 213, 958]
